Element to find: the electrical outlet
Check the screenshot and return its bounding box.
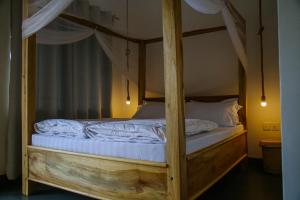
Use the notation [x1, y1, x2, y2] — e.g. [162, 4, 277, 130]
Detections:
[272, 123, 281, 131]
[263, 122, 281, 131]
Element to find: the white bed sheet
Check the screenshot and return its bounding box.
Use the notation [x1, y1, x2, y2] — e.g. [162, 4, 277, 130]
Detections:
[32, 125, 244, 163]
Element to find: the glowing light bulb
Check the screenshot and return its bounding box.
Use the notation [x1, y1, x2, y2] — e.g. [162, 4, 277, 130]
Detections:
[260, 96, 267, 107]
[261, 101, 267, 107]
[126, 100, 131, 105]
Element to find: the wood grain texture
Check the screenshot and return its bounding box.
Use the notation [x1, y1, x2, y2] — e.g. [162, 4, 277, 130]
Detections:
[162, 0, 187, 199]
[21, 1, 29, 194]
[26, 130, 247, 200]
[22, 34, 36, 195]
[187, 132, 247, 199]
[22, 0, 36, 194]
[138, 41, 146, 105]
[28, 147, 167, 200]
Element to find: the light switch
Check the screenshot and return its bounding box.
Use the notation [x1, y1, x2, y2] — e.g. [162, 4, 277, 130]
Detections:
[263, 122, 281, 131]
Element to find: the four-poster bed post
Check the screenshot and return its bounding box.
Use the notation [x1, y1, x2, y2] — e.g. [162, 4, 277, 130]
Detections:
[162, 0, 187, 199]
[138, 41, 146, 105]
[22, 0, 247, 199]
[22, 1, 36, 195]
[22, 34, 36, 196]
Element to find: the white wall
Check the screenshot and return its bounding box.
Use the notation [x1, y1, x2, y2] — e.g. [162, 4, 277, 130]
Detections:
[277, 1, 300, 199]
[146, 31, 238, 95]
[110, 0, 281, 158]
[110, 0, 239, 118]
[0, 0, 11, 175]
[232, 0, 281, 158]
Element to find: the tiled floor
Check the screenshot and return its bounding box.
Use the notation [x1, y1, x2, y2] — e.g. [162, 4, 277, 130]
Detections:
[0, 159, 282, 200]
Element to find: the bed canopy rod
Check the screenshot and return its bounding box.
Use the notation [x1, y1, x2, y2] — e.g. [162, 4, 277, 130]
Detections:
[145, 26, 226, 44]
[60, 13, 141, 43]
[226, 1, 245, 24]
[59, 13, 228, 45]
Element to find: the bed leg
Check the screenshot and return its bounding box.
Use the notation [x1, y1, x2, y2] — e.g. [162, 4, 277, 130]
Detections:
[22, 178, 30, 196]
[22, 179, 38, 196]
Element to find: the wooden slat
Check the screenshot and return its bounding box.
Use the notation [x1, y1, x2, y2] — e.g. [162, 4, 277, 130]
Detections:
[187, 133, 247, 199]
[28, 146, 167, 168]
[144, 95, 239, 102]
[60, 13, 142, 44]
[145, 26, 227, 44]
[187, 130, 247, 160]
[28, 147, 167, 200]
[138, 41, 146, 105]
[162, 0, 187, 199]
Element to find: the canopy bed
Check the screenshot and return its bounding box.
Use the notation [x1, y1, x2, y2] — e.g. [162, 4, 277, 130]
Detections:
[21, 0, 248, 199]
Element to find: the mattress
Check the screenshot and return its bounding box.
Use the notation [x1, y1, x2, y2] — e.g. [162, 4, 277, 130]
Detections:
[32, 125, 244, 163]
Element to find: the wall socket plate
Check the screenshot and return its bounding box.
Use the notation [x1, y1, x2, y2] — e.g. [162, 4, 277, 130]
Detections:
[263, 122, 281, 131]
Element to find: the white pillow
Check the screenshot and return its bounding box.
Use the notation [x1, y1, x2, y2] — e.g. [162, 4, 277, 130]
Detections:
[222, 98, 243, 125]
[186, 99, 242, 127]
[133, 101, 165, 119]
[133, 99, 242, 126]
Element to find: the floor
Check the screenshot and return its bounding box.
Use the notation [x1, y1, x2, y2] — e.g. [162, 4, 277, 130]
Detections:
[0, 159, 282, 200]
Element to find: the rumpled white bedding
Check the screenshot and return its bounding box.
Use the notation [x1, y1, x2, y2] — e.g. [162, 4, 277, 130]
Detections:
[34, 119, 218, 143]
[34, 119, 86, 138]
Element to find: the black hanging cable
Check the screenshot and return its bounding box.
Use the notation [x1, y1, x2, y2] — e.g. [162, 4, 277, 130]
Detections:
[258, 0, 266, 106]
[125, 0, 131, 104]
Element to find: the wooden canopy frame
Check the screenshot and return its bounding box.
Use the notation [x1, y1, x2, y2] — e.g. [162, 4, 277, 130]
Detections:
[22, 1, 247, 199]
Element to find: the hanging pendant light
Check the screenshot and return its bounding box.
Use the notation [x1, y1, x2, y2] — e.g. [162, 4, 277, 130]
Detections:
[258, 0, 267, 107]
[125, 0, 131, 105]
[126, 79, 131, 105]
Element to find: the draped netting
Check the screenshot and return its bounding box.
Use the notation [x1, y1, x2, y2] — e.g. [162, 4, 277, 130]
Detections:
[22, 0, 248, 74]
[23, 0, 138, 83]
[184, 0, 248, 69]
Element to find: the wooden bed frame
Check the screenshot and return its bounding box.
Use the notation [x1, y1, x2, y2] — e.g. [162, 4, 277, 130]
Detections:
[22, 0, 247, 199]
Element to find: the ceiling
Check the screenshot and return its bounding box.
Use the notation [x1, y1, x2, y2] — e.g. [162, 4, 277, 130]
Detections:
[88, 0, 224, 39]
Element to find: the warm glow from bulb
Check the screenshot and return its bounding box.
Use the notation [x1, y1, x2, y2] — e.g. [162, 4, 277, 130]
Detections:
[126, 100, 131, 105]
[261, 101, 267, 107]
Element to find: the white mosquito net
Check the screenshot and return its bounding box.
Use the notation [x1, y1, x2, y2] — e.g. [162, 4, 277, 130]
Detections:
[22, 0, 248, 84]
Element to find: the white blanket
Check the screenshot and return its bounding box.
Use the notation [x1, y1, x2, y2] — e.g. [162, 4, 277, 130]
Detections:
[34, 119, 97, 138]
[85, 119, 218, 143]
[35, 119, 218, 143]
